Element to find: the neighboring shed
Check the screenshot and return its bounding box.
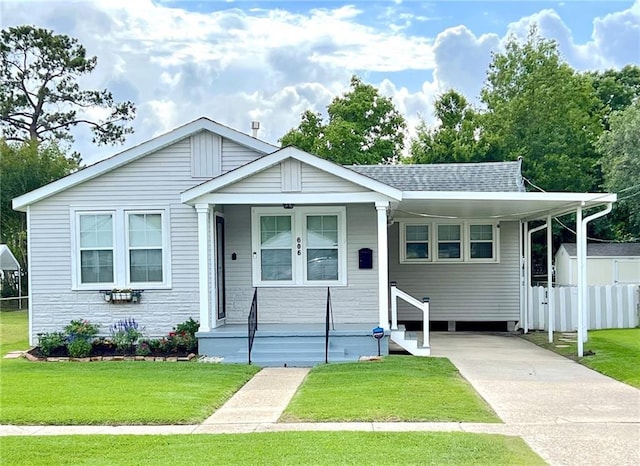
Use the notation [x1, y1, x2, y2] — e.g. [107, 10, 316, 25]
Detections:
[0, 244, 22, 299]
[555, 243, 640, 286]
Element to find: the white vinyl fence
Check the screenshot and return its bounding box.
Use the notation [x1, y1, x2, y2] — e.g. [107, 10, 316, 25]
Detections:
[529, 285, 639, 332]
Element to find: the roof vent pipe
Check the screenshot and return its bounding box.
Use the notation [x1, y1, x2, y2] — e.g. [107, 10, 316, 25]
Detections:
[251, 121, 260, 138]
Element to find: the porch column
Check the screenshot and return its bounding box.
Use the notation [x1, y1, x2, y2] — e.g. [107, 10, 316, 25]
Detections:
[196, 203, 211, 333]
[376, 201, 389, 329]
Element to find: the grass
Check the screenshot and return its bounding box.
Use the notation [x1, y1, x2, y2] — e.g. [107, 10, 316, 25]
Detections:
[1, 310, 260, 425]
[523, 328, 640, 388]
[281, 356, 499, 423]
[0, 432, 545, 465]
[0, 310, 29, 355]
[0, 360, 259, 425]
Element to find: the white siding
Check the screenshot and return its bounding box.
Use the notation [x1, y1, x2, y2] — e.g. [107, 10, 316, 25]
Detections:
[223, 204, 379, 325]
[388, 221, 521, 321]
[29, 140, 202, 338]
[221, 139, 262, 173]
[218, 160, 371, 194]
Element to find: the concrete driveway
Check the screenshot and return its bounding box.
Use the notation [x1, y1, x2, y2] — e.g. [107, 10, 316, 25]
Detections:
[430, 332, 640, 466]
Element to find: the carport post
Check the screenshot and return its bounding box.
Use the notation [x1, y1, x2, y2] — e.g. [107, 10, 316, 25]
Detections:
[547, 214, 554, 343]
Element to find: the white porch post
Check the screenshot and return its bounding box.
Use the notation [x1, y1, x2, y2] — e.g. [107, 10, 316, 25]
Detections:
[521, 221, 527, 333]
[376, 201, 389, 329]
[547, 215, 554, 343]
[196, 203, 211, 333]
[576, 206, 584, 357]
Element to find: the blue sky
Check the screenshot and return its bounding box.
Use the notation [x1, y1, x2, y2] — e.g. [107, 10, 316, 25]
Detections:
[1, 0, 638, 164]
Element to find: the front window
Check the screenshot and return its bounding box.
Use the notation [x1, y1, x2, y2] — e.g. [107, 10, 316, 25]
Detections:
[128, 213, 164, 283]
[260, 215, 293, 281]
[252, 207, 346, 286]
[469, 224, 494, 259]
[79, 214, 114, 284]
[72, 209, 170, 290]
[306, 215, 339, 281]
[437, 224, 461, 260]
[399, 220, 499, 264]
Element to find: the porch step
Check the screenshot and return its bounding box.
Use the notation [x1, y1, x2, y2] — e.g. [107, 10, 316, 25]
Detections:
[390, 329, 431, 356]
[226, 338, 350, 367]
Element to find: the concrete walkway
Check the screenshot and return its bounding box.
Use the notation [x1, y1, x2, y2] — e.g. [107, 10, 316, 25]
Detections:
[430, 332, 640, 466]
[2, 333, 639, 466]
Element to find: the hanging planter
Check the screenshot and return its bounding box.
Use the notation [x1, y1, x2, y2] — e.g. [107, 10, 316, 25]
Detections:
[100, 289, 143, 304]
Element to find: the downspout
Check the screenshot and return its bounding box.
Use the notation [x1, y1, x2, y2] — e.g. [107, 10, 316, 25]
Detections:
[526, 222, 548, 333]
[577, 203, 613, 357]
[519, 222, 525, 331]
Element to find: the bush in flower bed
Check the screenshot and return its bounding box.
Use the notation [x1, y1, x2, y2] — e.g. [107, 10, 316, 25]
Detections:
[31, 317, 199, 359]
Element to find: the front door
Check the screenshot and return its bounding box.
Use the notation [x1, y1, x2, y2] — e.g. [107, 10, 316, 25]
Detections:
[215, 215, 226, 320]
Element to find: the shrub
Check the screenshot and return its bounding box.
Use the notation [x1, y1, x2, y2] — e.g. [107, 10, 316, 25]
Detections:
[175, 317, 199, 338]
[68, 338, 92, 358]
[110, 318, 144, 354]
[38, 332, 67, 357]
[135, 340, 152, 357]
[64, 319, 99, 342]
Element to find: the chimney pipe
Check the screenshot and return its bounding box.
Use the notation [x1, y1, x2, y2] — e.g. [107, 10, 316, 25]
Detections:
[251, 121, 260, 138]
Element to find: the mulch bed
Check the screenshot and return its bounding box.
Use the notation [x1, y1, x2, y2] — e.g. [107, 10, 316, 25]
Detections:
[24, 342, 196, 362]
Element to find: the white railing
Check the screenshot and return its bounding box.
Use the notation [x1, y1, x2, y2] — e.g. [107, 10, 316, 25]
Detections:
[390, 282, 430, 349]
[528, 285, 639, 332]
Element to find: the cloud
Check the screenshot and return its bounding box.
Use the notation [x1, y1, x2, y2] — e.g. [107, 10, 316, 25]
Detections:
[432, 26, 500, 101]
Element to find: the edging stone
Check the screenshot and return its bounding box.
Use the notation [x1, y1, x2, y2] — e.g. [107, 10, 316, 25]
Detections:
[23, 353, 197, 363]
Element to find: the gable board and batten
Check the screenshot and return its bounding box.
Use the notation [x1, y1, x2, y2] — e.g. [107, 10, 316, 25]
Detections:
[13, 118, 277, 340]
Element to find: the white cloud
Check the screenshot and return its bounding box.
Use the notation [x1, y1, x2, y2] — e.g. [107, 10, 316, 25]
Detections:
[0, 0, 637, 164]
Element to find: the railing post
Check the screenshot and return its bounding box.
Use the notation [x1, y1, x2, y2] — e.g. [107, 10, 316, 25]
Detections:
[422, 297, 430, 348]
[390, 281, 398, 330]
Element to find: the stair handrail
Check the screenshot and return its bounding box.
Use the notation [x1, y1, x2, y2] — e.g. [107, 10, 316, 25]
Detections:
[324, 287, 334, 363]
[248, 288, 258, 364]
[390, 281, 430, 348]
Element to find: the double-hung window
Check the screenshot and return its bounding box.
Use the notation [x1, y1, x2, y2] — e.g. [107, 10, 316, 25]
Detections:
[127, 213, 164, 284]
[252, 207, 346, 286]
[73, 209, 169, 289]
[400, 220, 499, 264]
[79, 213, 115, 284]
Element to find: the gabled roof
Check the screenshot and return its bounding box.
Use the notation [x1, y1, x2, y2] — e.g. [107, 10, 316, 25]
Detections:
[0, 245, 20, 270]
[181, 146, 403, 204]
[560, 243, 640, 258]
[348, 161, 525, 192]
[13, 117, 279, 211]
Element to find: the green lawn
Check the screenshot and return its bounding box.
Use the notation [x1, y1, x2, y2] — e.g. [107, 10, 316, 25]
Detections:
[0, 432, 545, 465]
[523, 328, 640, 388]
[282, 356, 499, 423]
[0, 310, 29, 355]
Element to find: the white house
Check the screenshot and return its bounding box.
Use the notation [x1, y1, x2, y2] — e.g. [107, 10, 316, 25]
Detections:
[555, 243, 640, 286]
[13, 117, 617, 365]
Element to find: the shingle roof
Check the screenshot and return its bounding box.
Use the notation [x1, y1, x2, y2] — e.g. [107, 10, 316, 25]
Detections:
[561, 243, 640, 257]
[347, 161, 525, 192]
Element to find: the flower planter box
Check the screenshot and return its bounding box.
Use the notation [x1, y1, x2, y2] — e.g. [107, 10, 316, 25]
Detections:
[101, 290, 143, 304]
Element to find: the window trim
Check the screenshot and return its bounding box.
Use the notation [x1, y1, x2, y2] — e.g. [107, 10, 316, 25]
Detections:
[399, 220, 500, 264]
[251, 206, 347, 287]
[71, 207, 171, 290]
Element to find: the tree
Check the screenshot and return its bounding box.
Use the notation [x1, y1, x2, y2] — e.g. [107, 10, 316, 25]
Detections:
[588, 65, 640, 130]
[280, 76, 406, 164]
[480, 27, 604, 192]
[409, 90, 490, 164]
[0, 25, 135, 146]
[597, 101, 640, 237]
[0, 140, 80, 289]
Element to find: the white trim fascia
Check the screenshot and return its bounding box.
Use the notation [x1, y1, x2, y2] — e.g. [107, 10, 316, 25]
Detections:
[402, 191, 617, 203]
[192, 192, 395, 205]
[181, 146, 403, 204]
[13, 117, 279, 212]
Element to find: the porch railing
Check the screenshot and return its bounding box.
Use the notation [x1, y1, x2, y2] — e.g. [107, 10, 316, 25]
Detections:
[248, 288, 258, 364]
[390, 281, 430, 349]
[324, 287, 334, 363]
